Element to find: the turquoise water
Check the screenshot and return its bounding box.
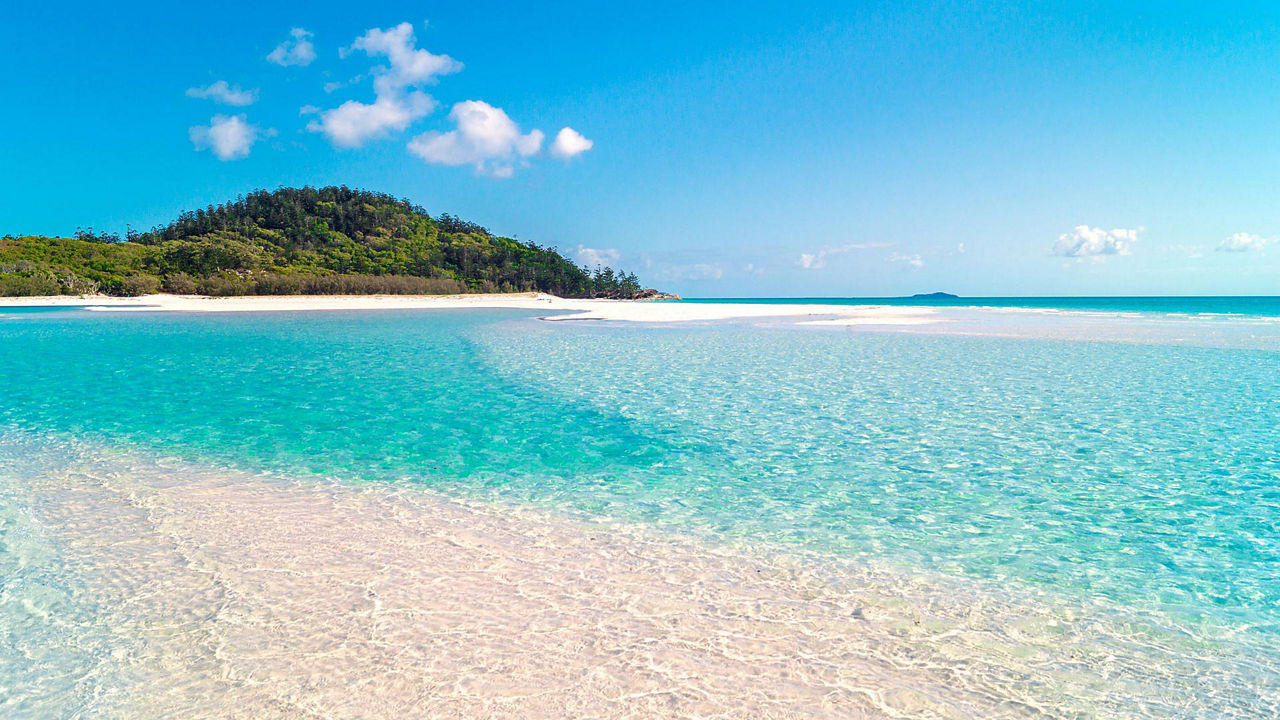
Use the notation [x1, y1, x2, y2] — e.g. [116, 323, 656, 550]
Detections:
[686, 295, 1280, 316]
[2, 306, 1279, 714]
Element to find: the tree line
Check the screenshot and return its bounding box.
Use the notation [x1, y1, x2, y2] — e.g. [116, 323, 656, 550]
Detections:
[0, 186, 649, 298]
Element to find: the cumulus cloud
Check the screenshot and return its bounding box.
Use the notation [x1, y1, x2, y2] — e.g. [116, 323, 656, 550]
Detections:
[189, 114, 262, 160]
[348, 23, 462, 96]
[267, 28, 316, 67]
[185, 80, 257, 106]
[309, 23, 461, 148]
[408, 100, 544, 176]
[796, 242, 890, 270]
[1217, 232, 1272, 252]
[1052, 225, 1139, 258]
[575, 245, 620, 268]
[550, 127, 593, 159]
[301, 20, 588, 176]
[309, 93, 436, 148]
[888, 252, 924, 269]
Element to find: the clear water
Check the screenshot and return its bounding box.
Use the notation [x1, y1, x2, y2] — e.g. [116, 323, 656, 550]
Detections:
[685, 295, 1280, 317]
[2, 305, 1279, 715]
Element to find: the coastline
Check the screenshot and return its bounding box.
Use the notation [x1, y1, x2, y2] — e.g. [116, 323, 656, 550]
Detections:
[0, 292, 942, 325]
[5, 297, 1279, 717]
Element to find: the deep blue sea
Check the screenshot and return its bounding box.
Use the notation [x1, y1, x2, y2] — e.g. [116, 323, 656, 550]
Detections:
[2, 301, 1278, 716]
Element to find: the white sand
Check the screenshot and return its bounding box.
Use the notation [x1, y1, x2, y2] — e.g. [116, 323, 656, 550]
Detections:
[8, 436, 1184, 719]
[0, 292, 941, 325]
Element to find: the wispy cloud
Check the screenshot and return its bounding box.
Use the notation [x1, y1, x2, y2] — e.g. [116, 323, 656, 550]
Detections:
[189, 114, 264, 161]
[323, 75, 366, 94]
[888, 252, 924, 269]
[186, 80, 258, 106]
[796, 242, 890, 270]
[1217, 232, 1272, 252]
[267, 28, 316, 67]
[408, 100, 543, 177]
[1051, 225, 1139, 259]
[575, 245, 620, 268]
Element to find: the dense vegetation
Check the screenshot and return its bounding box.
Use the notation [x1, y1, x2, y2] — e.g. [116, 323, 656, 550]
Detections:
[0, 186, 648, 297]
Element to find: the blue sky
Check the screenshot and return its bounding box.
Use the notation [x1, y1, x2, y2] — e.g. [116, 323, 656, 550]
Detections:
[3, 1, 1279, 296]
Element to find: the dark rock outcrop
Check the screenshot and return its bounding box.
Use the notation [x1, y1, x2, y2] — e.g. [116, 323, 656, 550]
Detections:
[631, 288, 682, 301]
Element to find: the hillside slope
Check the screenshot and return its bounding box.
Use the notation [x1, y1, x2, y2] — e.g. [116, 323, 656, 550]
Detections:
[0, 186, 647, 298]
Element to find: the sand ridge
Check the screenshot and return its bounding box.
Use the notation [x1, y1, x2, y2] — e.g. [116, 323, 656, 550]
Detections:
[0, 293, 941, 325]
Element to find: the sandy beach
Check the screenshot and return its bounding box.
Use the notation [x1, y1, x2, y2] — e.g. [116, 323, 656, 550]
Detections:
[0, 292, 941, 325]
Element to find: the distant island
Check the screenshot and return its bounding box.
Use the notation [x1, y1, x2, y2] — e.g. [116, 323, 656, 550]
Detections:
[909, 292, 959, 299]
[0, 186, 666, 299]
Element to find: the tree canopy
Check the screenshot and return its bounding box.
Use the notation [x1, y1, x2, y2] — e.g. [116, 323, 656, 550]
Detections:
[1, 186, 648, 298]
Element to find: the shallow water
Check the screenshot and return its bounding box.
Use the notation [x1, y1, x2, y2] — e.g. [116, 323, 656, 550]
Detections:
[1, 306, 1278, 716]
[684, 294, 1280, 317]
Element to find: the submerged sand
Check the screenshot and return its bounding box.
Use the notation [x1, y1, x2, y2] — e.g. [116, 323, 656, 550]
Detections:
[0, 292, 941, 325]
[7, 435, 1264, 719]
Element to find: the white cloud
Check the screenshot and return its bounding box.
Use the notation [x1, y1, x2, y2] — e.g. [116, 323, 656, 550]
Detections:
[189, 114, 262, 161]
[743, 262, 765, 276]
[323, 75, 365, 93]
[299, 104, 320, 115]
[956, 242, 966, 254]
[349, 23, 462, 96]
[796, 242, 890, 270]
[185, 80, 257, 106]
[267, 28, 316, 67]
[304, 21, 587, 175]
[575, 245, 620, 268]
[549, 127, 593, 159]
[308, 93, 435, 148]
[888, 252, 924, 269]
[1217, 232, 1272, 252]
[309, 23, 461, 148]
[408, 100, 544, 176]
[1051, 225, 1139, 258]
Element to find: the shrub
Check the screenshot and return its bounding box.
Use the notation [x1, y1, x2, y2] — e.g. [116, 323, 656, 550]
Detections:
[0, 272, 61, 296]
[162, 272, 199, 294]
[57, 272, 99, 295]
[117, 274, 162, 296]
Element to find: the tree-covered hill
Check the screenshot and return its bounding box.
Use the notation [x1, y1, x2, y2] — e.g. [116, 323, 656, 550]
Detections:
[0, 186, 651, 298]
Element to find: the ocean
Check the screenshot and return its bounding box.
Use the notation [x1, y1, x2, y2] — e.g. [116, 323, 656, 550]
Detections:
[684, 294, 1280, 317]
[1, 302, 1278, 716]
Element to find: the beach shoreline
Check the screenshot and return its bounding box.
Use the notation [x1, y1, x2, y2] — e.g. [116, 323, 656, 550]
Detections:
[4, 299, 1278, 717]
[0, 292, 942, 325]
